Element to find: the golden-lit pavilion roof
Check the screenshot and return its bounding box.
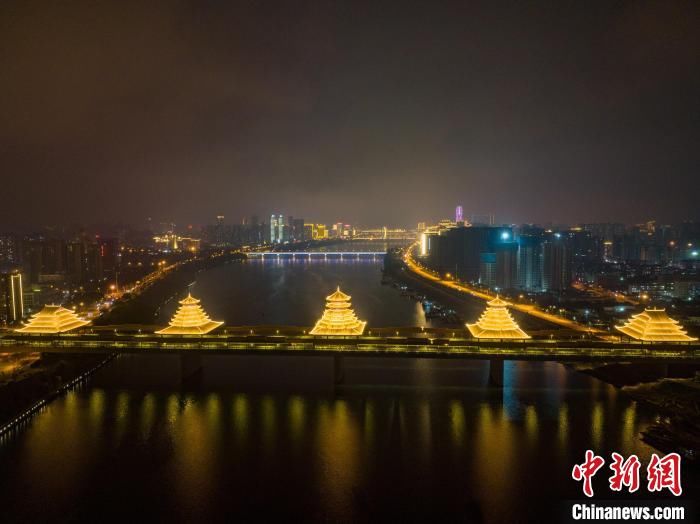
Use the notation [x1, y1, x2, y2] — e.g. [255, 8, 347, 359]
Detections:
[311, 286, 366, 336]
[487, 295, 510, 307]
[615, 307, 696, 342]
[326, 287, 351, 302]
[467, 296, 530, 339]
[156, 293, 223, 335]
[16, 305, 90, 334]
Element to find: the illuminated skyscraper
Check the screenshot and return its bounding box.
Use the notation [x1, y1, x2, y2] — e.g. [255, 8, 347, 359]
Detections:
[1, 270, 24, 323]
[455, 205, 463, 223]
[270, 214, 285, 244]
[615, 308, 697, 342]
[466, 296, 530, 339]
[310, 287, 367, 336]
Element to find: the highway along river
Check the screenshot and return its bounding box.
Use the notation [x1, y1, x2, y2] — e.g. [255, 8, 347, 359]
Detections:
[0, 254, 697, 522]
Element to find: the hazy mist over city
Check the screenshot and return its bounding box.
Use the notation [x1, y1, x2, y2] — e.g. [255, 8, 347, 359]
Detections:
[1, 3, 700, 522]
[2, 1, 699, 228]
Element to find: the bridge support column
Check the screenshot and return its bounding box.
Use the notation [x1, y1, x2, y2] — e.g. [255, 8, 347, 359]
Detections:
[180, 353, 203, 389]
[488, 359, 504, 388]
[653, 363, 669, 379]
[333, 355, 345, 385]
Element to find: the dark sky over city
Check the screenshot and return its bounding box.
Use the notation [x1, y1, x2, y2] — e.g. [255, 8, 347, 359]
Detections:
[1, 0, 699, 229]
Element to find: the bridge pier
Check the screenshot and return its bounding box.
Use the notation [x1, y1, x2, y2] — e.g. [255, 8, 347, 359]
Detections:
[488, 359, 504, 388]
[333, 355, 345, 385]
[180, 353, 204, 389]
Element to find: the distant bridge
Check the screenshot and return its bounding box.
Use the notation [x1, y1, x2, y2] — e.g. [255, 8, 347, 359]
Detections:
[247, 251, 385, 259]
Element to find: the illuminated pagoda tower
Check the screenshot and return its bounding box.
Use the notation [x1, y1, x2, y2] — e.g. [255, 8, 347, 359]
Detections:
[466, 296, 530, 339]
[615, 307, 697, 342]
[156, 293, 223, 335]
[16, 305, 90, 334]
[310, 287, 367, 336]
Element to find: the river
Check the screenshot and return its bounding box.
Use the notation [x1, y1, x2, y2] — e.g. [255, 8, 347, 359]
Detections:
[0, 254, 696, 522]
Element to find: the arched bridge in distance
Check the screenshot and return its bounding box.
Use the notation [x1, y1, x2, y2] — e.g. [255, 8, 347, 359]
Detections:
[246, 252, 384, 259]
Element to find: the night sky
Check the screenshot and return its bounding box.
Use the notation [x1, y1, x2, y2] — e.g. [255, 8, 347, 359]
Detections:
[1, 1, 699, 228]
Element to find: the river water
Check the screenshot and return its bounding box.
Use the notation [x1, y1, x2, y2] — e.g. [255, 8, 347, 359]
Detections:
[0, 255, 696, 522]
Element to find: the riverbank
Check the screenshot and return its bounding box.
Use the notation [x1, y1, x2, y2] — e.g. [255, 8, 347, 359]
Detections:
[384, 253, 577, 335]
[624, 377, 700, 464]
[0, 352, 111, 428]
[96, 251, 246, 325]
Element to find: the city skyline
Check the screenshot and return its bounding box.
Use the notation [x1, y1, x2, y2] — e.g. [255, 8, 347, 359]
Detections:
[2, 1, 699, 228]
[1, 2, 699, 519]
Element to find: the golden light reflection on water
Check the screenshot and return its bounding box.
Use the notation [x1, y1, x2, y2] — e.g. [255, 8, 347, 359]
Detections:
[418, 399, 432, 465]
[261, 395, 276, 457]
[172, 394, 219, 513]
[473, 401, 515, 512]
[88, 389, 105, 438]
[525, 404, 538, 443]
[363, 400, 375, 450]
[450, 400, 466, 446]
[288, 395, 305, 448]
[622, 404, 637, 453]
[591, 402, 603, 451]
[316, 399, 360, 521]
[23, 392, 89, 499]
[232, 394, 249, 446]
[115, 391, 130, 442]
[558, 403, 569, 454]
[166, 393, 179, 424]
[1, 357, 673, 523]
[139, 393, 156, 439]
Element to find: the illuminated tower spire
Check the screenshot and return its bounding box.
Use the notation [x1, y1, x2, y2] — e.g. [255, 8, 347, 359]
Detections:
[156, 293, 223, 335]
[466, 296, 530, 339]
[615, 308, 697, 342]
[16, 305, 90, 333]
[310, 287, 367, 335]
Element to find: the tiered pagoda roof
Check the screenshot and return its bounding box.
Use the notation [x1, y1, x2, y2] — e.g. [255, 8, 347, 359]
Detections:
[466, 296, 530, 339]
[16, 305, 90, 334]
[310, 287, 367, 336]
[156, 293, 223, 335]
[615, 308, 697, 342]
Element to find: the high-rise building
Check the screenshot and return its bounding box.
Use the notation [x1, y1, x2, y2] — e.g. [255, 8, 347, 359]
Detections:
[516, 229, 544, 291]
[270, 214, 286, 244]
[0, 270, 24, 323]
[542, 233, 573, 292]
[0, 235, 20, 266]
[292, 218, 305, 241]
[455, 205, 463, 224]
[424, 225, 515, 286]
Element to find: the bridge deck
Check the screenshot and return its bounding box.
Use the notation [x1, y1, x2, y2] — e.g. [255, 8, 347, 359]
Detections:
[2, 335, 699, 363]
